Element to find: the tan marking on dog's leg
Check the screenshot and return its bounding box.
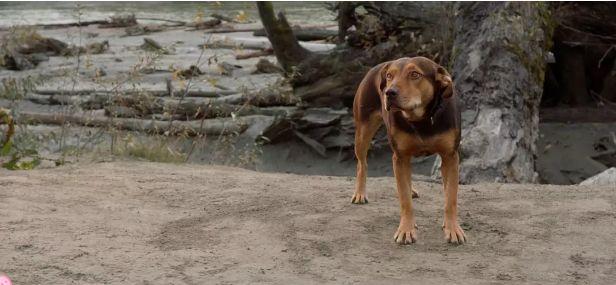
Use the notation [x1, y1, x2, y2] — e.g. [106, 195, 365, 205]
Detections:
[440, 151, 466, 244]
[392, 153, 417, 244]
[352, 112, 382, 204]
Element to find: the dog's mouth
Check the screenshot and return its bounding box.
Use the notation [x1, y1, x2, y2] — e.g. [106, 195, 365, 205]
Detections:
[385, 100, 400, 112]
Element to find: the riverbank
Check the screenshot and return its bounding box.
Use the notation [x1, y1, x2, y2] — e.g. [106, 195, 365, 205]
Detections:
[1, 161, 615, 284]
[1, 7, 615, 184]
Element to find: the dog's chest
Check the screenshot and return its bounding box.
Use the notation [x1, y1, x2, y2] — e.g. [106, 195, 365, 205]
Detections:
[389, 127, 457, 157]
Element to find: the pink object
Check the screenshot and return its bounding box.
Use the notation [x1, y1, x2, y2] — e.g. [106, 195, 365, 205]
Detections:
[0, 275, 11, 285]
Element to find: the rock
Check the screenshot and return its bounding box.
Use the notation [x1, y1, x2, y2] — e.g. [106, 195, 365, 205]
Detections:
[1, 34, 71, 70]
[17, 37, 68, 55]
[125, 24, 165, 36]
[306, 126, 335, 141]
[2, 52, 35, 70]
[28, 53, 49, 64]
[297, 108, 344, 129]
[321, 133, 353, 149]
[217, 61, 242, 76]
[101, 13, 138, 28]
[140, 38, 170, 54]
[294, 130, 327, 157]
[85, 40, 109, 54]
[237, 115, 289, 144]
[80, 67, 107, 79]
[580, 168, 616, 186]
[177, 65, 204, 79]
[192, 18, 222, 30]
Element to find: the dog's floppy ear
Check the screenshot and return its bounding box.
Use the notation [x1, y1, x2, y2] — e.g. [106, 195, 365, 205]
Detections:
[377, 61, 392, 96]
[435, 66, 454, 98]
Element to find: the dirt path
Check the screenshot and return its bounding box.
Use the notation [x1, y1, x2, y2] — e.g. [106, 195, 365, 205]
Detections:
[1, 162, 615, 284]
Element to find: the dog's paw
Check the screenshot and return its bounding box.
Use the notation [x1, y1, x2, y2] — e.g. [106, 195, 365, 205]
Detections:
[351, 192, 368, 204]
[394, 222, 418, 245]
[443, 220, 466, 244]
[411, 188, 419, 199]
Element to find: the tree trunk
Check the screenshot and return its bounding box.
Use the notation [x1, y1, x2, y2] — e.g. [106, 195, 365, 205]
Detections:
[258, 2, 453, 108]
[256, 1, 312, 72]
[452, 2, 552, 183]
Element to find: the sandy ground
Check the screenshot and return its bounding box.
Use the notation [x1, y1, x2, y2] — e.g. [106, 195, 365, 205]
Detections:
[1, 162, 615, 284]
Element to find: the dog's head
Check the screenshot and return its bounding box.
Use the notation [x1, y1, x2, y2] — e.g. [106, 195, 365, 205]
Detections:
[378, 57, 453, 121]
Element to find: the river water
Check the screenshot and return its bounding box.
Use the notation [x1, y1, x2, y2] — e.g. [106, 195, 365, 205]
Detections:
[0, 1, 335, 27]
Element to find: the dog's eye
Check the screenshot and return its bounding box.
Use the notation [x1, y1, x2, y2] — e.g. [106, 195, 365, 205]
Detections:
[386, 73, 393, 80]
[409, 71, 422, 79]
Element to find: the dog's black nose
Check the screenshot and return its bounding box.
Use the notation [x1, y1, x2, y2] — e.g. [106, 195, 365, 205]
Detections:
[385, 89, 398, 98]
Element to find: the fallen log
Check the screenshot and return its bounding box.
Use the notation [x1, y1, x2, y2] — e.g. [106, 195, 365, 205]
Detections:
[241, 86, 299, 107]
[75, 93, 255, 119]
[163, 99, 254, 119]
[235, 48, 274, 60]
[203, 24, 337, 34]
[211, 13, 238, 23]
[135, 17, 187, 26]
[17, 111, 247, 136]
[188, 19, 222, 30]
[105, 105, 141, 118]
[30, 87, 296, 111]
[212, 94, 244, 105]
[33, 20, 109, 30]
[203, 35, 335, 52]
[32, 89, 237, 98]
[202, 26, 260, 33]
[25, 93, 85, 106]
[253, 28, 338, 41]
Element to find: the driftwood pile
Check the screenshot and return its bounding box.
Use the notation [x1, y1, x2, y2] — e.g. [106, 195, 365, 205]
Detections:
[0, 11, 350, 156]
[10, 84, 356, 155]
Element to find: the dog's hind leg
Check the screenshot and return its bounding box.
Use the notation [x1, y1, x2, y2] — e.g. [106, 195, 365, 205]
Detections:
[351, 111, 382, 204]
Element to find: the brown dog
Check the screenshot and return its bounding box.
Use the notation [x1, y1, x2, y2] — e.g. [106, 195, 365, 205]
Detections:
[351, 57, 466, 245]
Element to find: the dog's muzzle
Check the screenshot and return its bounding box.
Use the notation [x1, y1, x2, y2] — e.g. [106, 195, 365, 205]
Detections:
[385, 89, 398, 111]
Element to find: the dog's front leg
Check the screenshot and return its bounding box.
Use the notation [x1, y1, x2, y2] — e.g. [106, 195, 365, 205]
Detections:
[392, 153, 417, 244]
[440, 151, 466, 244]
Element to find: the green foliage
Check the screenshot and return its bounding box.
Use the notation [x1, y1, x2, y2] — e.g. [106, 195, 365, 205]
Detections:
[2, 156, 40, 170]
[1, 125, 42, 170]
[0, 75, 47, 170]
